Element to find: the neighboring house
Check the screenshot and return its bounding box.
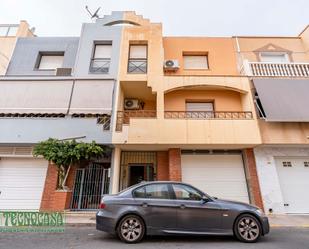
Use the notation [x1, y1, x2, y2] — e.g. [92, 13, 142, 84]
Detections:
[237, 25, 309, 214]
[0, 16, 121, 211]
[0, 21, 34, 75]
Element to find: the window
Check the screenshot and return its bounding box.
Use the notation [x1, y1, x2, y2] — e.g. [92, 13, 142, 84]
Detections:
[133, 187, 146, 198]
[183, 54, 208, 70]
[186, 102, 214, 112]
[128, 44, 147, 73]
[37, 53, 64, 70]
[260, 53, 289, 63]
[90, 43, 112, 73]
[282, 161, 292, 167]
[144, 184, 170, 199]
[0, 25, 18, 36]
[172, 184, 203, 201]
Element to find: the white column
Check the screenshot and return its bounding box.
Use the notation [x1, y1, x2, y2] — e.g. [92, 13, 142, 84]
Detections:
[110, 147, 121, 194]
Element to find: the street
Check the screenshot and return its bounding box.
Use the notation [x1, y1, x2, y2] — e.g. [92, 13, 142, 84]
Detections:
[0, 226, 308, 249]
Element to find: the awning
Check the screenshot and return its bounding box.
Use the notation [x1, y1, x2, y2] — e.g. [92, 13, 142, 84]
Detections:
[0, 81, 73, 114]
[69, 80, 114, 114]
[253, 79, 309, 122]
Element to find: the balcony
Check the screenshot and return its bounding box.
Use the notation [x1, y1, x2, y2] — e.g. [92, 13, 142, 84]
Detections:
[242, 60, 309, 77]
[164, 111, 253, 120]
[89, 58, 110, 73]
[116, 110, 156, 131]
[127, 59, 147, 74]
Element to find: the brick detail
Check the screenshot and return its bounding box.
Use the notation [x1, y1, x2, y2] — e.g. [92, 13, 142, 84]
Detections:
[244, 149, 264, 210]
[157, 151, 169, 180]
[168, 148, 182, 181]
[40, 162, 76, 211]
[40, 162, 58, 211]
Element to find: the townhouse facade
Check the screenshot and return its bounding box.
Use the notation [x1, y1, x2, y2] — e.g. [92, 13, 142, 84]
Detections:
[236, 27, 309, 214]
[0, 12, 308, 214]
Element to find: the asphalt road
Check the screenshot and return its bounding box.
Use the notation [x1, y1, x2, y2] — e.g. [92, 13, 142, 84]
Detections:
[0, 225, 309, 249]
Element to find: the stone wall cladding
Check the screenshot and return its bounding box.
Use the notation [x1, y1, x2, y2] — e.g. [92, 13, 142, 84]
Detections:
[157, 151, 169, 180]
[244, 149, 264, 210]
[168, 148, 182, 181]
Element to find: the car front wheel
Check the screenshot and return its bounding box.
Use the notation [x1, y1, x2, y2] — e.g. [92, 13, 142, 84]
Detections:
[117, 215, 145, 243]
[234, 214, 262, 243]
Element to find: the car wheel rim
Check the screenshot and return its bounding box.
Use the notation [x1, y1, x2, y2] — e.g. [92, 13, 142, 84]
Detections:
[121, 217, 142, 242]
[238, 217, 259, 241]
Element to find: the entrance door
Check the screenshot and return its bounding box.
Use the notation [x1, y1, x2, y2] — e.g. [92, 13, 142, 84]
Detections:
[129, 164, 154, 186]
[71, 163, 110, 210]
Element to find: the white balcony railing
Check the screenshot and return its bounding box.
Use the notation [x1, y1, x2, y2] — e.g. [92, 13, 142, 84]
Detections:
[241, 60, 309, 77]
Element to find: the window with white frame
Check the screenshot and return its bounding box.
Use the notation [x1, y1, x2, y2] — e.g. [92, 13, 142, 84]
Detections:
[260, 52, 289, 63]
[90, 43, 112, 73]
[183, 54, 208, 69]
[37, 53, 64, 70]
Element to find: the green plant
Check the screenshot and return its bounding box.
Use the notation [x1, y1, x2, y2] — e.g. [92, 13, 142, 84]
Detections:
[33, 138, 107, 189]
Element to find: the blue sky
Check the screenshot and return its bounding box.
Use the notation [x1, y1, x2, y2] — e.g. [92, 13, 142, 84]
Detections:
[1, 0, 308, 37]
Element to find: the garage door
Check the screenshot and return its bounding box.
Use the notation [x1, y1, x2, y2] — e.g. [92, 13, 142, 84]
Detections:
[181, 154, 249, 203]
[275, 157, 309, 213]
[0, 158, 48, 210]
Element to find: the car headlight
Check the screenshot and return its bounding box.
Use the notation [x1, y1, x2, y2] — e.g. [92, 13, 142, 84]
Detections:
[255, 208, 264, 216]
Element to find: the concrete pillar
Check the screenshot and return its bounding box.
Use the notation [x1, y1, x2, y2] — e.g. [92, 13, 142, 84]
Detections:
[243, 148, 264, 210]
[156, 92, 164, 119]
[110, 147, 121, 194]
[168, 148, 182, 181]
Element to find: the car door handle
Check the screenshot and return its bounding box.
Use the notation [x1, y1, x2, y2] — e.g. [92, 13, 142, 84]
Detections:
[141, 202, 148, 208]
[179, 204, 186, 209]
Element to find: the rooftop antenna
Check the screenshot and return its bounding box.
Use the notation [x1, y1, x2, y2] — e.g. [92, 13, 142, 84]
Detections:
[85, 5, 101, 20]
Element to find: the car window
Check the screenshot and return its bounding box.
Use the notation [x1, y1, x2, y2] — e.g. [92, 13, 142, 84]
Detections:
[133, 186, 146, 198]
[172, 184, 202, 201]
[145, 184, 170, 199]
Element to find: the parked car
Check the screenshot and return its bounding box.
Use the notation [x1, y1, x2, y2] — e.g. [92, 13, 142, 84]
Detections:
[96, 181, 269, 243]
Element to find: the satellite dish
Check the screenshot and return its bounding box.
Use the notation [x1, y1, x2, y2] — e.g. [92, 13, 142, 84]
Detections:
[85, 6, 101, 20]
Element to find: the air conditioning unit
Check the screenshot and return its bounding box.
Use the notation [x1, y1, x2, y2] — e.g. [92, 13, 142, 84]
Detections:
[164, 60, 179, 71]
[55, 68, 72, 76]
[124, 99, 140, 110]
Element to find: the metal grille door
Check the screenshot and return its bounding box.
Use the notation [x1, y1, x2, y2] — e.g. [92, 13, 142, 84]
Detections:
[71, 163, 110, 210]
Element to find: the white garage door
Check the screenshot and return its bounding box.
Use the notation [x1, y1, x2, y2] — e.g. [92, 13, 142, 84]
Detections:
[0, 158, 48, 210]
[181, 154, 249, 203]
[275, 157, 309, 213]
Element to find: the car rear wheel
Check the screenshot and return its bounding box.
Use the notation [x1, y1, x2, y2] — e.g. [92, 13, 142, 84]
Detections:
[117, 215, 145, 243]
[234, 214, 262, 243]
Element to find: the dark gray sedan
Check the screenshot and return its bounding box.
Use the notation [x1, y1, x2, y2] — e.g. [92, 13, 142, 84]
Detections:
[96, 181, 269, 243]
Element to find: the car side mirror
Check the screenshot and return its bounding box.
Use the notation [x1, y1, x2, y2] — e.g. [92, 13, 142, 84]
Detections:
[201, 196, 210, 203]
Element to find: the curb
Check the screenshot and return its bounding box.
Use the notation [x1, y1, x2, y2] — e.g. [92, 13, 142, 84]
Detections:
[270, 225, 309, 228]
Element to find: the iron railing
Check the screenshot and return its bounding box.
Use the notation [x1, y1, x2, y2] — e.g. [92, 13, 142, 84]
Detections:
[164, 111, 253, 119]
[116, 110, 156, 131]
[89, 58, 111, 73]
[128, 59, 147, 73]
[71, 163, 110, 210]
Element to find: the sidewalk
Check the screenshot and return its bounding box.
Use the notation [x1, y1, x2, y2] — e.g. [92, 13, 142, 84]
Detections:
[64, 212, 309, 227]
[268, 214, 309, 228]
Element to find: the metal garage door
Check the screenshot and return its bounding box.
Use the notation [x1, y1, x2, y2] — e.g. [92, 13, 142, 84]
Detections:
[275, 157, 309, 213]
[181, 154, 249, 203]
[0, 158, 48, 210]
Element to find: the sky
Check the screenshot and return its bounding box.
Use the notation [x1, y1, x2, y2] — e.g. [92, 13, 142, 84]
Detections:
[0, 0, 309, 37]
